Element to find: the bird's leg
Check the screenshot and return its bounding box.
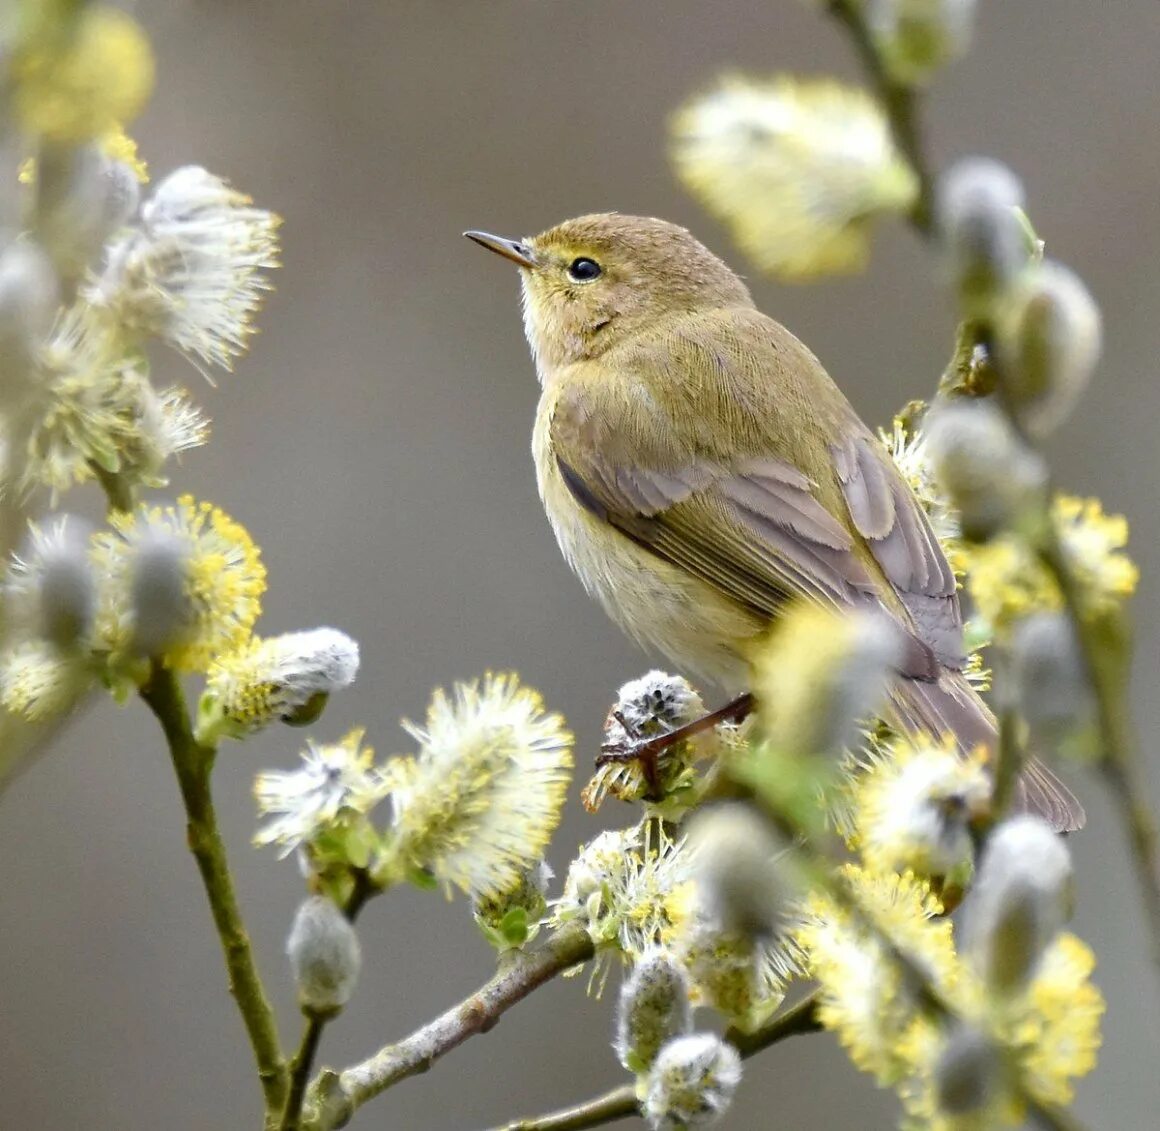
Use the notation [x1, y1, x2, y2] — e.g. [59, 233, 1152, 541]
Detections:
[597, 692, 755, 785]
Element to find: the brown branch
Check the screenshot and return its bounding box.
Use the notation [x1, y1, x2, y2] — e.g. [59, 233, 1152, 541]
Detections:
[305, 923, 596, 1130]
[481, 990, 822, 1131]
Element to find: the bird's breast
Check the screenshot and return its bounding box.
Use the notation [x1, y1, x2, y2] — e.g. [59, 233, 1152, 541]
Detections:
[531, 398, 763, 691]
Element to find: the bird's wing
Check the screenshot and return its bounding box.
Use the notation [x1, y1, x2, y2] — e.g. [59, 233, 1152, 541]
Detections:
[831, 431, 962, 667]
[548, 308, 962, 677]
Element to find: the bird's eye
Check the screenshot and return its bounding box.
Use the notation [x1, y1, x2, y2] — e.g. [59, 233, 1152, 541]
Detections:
[567, 257, 602, 282]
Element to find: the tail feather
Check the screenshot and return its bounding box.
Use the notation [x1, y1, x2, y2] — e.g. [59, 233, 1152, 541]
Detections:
[891, 671, 1085, 833]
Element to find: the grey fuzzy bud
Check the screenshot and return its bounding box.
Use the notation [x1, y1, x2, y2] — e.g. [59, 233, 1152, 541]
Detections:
[825, 611, 907, 753]
[1011, 613, 1093, 748]
[615, 948, 693, 1073]
[868, 0, 977, 85]
[687, 804, 788, 937]
[287, 895, 361, 1016]
[938, 158, 1027, 308]
[37, 522, 94, 647]
[934, 1025, 1003, 1115]
[999, 259, 1102, 437]
[925, 399, 1046, 539]
[0, 240, 60, 368]
[965, 815, 1073, 995]
[644, 1032, 742, 1130]
[129, 528, 192, 656]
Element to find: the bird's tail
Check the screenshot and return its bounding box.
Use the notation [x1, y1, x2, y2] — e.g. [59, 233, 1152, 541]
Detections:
[891, 670, 1085, 833]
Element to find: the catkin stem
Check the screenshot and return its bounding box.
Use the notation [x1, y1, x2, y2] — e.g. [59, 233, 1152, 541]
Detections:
[825, 0, 936, 235]
[139, 662, 287, 1114]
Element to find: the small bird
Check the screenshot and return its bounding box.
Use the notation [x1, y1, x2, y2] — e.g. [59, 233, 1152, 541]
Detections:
[466, 214, 1082, 832]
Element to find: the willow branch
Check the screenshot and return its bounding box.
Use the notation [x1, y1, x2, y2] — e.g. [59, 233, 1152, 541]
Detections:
[483, 990, 823, 1131]
[306, 923, 595, 1130]
[826, 0, 935, 234]
[489, 1085, 638, 1131]
[726, 987, 824, 1054]
[139, 662, 287, 1112]
[1037, 530, 1160, 969]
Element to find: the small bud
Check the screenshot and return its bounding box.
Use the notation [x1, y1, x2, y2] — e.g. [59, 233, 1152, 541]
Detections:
[687, 804, 786, 936]
[938, 158, 1027, 310]
[286, 895, 362, 1016]
[615, 948, 693, 1073]
[0, 240, 60, 368]
[868, 0, 977, 86]
[644, 1033, 742, 1130]
[925, 399, 1047, 539]
[965, 815, 1073, 995]
[934, 1025, 1004, 1116]
[473, 859, 553, 952]
[1010, 612, 1093, 750]
[998, 259, 1102, 436]
[37, 523, 95, 648]
[128, 526, 192, 656]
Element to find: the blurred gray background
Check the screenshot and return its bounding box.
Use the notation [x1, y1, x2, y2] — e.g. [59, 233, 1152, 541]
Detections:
[2, 1, 1158, 1128]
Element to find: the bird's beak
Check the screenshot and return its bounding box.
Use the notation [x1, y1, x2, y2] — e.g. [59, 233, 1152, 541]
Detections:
[464, 230, 537, 269]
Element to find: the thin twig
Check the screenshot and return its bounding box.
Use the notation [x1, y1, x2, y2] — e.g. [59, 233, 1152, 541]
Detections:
[483, 990, 823, 1131]
[991, 697, 1024, 821]
[280, 1016, 326, 1131]
[1038, 530, 1160, 970]
[726, 987, 824, 1055]
[825, 0, 935, 234]
[139, 662, 287, 1112]
[305, 923, 596, 1130]
[489, 1085, 638, 1131]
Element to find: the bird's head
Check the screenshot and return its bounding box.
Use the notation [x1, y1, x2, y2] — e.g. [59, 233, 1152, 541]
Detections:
[466, 213, 753, 379]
